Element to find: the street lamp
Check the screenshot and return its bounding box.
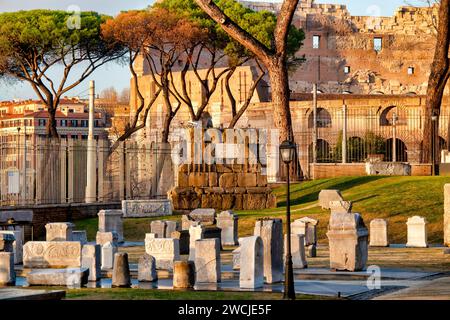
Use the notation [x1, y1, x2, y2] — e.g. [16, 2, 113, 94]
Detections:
[431, 113, 438, 176]
[279, 140, 296, 300]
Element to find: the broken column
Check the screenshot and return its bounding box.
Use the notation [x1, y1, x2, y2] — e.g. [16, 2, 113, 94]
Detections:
[254, 218, 283, 283]
[406, 216, 428, 248]
[326, 212, 368, 271]
[239, 236, 264, 289]
[216, 210, 238, 246]
[291, 217, 319, 257]
[173, 261, 195, 289]
[188, 224, 204, 261]
[285, 234, 307, 269]
[369, 219, 389, 247]
[112, 252, 131, 287]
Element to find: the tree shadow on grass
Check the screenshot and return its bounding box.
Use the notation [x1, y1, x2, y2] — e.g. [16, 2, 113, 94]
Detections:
[278, 176, 387, 207]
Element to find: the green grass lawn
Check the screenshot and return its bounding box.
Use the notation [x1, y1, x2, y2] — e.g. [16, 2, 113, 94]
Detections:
[74, 176, 450, 244]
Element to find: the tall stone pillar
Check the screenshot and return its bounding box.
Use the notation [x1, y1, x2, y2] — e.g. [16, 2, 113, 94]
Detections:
[85, 80, 97, 203]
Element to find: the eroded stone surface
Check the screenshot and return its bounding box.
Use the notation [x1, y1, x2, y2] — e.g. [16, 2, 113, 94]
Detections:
[318, 190, 344, 209]
[81, 244, 101, 281]
[23, 241, 81, 268]
[285, 234, 307, 269]
[45, 222, 74, 241]
[101, 241, 118, 271]
[329, 201, 353, 214]
[326, 212, 368, 271]
[173, 261, 195, 288]
[26, 268, 89, 287]
[138, 254, 157, 282]
[216, 210, 238, 246]
[239, 236, 264, 289]
[291, 217, 318, 249]
[195, 239, 221, 283]
[189, 208, 216, 226]
[112, 252, 131, 287]
[144, 234, 180, 270]
[122, 199, 172, 218]
[96, 231, 118, 246]
[254, 219, 283, 283]
[98, 210, 124, 242]
[188, 225, 204, 261]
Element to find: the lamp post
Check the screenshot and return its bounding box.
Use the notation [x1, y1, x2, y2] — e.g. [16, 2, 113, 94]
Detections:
[431, 113, 438, 176]
[279, 140, 296, 300]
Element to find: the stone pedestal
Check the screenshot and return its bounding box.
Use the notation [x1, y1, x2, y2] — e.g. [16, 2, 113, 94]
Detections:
[173, 261, 195, 289]
[194, 239, 221, 283]
[216, 210, 238, 246]
[188, 225, 204, 261]
[189, 208, 216, 225]
[144, 234, 180, 270]
[285, 234, 307, 269]
[329, 201, 352, 214]
[0, 231, 22, 264]
[0, 252, 15, 285]
[98, 210, 124, 242]
[444, 184, 450, 246]
[170, 230, 189, 254]
[112, 252, 131, 287]
[291, 217, 318, 248]
[369, 219, 389, 247]
[406, 216, 428, 248]
[318, 190, 344, 209]
[138, 254, 157, 282]
[101, 241, 118, 271]
[166, 221, 179, 237]
[81, 244, 101, 281]
[45, 222, 74, 241]
[239, 236, 264, 289]
[326, 212, 368, 271]
[150, 220, 167, 238]
[254, 219, 283, 284]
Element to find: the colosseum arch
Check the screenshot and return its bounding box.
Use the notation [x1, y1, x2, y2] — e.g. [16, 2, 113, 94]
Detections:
[385, 138, 408, 162]
[308, 107, 332, 128]
[379, 105, 408, 126]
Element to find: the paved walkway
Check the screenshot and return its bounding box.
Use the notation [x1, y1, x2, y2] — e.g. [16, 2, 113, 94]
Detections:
[373, 276, 450, 300]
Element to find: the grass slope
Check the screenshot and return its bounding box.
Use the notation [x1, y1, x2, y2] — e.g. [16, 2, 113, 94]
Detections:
[74, 176, 450, 244]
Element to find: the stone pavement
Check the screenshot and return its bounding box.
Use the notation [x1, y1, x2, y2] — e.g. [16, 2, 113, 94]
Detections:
[372, 276, 450, 300]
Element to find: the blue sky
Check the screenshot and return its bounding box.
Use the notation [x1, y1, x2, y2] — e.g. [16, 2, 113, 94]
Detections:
[0, 0, 425, 100]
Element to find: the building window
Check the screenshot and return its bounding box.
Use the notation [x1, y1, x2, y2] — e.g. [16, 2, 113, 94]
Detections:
[312, 35, 320, 49]
[70, 120, 78, 127]
[374, 37, 382, 52]
[38, 119, 47, 127]
[344, 66, 351, 74]
[408, 67, 415, 75]
[61, 120, 67, 127]
[81, 120, 88, 127]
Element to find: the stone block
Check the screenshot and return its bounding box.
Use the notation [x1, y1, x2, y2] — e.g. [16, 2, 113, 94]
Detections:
[246, 187, 272, 194]
[122, 199, 173, 218]
[329, 201, 353, 214]
[182, 215, 198, 230]
[0, 252, 15, 285]
[291, 217, 319, 246]
[23, 241, 82, 268]
[406, 216, 428, 248]
[101, 241, 118, 271]
[170, 230, 189, 254]
[209, 172, 218, 187]
[138, 254, 157, 282]
[45, 222, 74, 241]
[216, 210, 238, 246]
[188, 225, 204, 261]
[173, 261, 195, 289]
[98, 210, 123, 242]
[254, 219, 283, 283]
[256, 173, 268, 187]
[239, 236, 264, 289]
[150, 220, 167, 238]
[165, 221, 179, 237]
[188, 173, 209, 187]
[266, 194, 277, 208]
[219, 173, 237, 188]
[318, 190, 344, 209]
[326, 212, 368, 271]
[112, 252, 131, 288]
[369, 219, 389, 247]
[0, 231, 22, 264]
[96, 231, 118, 246]
[72, 231, 88, 245]
[195, 239, 221, 283]
[189, 208, 216, 225]
[27, 268, 89, 287]
[444, 184, 450, 246]
[243, 194, 267, 210]
[144, 234, 180, 270]
[81, 244, 101, 282]
[285, 234, 307, 269]
[216, 164, 233, 173]
[177, 172, 189, 187]
[237, 173, 257, 187]
[221, 195, 234, 210]
[366, 162, 411, 176]
[232, 247, 240, 270]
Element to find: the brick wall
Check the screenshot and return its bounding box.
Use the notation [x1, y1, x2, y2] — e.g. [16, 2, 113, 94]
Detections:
[0, 202, 120, 239]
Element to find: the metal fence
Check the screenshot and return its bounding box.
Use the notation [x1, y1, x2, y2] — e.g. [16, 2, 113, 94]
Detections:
[0, 137, 173, 206]
[293, 105, 449, 177]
